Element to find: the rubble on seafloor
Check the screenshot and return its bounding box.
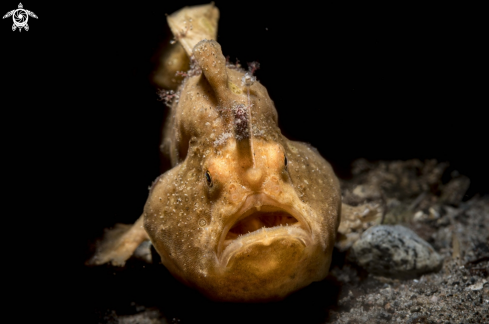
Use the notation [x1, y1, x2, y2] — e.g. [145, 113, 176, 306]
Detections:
[91, 159, 488, 324]
[328, 159, 488, 324]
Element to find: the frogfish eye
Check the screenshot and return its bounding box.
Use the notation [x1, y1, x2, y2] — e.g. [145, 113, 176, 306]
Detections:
[205, 171, 213, 187]
[284, 155, 288, 170]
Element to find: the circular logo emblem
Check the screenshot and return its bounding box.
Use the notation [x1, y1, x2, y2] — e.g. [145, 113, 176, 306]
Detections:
[13, 9, 27, 27]
[3, 3, 38, 32]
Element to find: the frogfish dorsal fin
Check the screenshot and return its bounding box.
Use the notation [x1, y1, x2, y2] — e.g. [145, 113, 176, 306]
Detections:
[193, 40, 229, 101]
[232, 103, 254, 169]
[193, 39, 255, 169]
[167, 3, 220, 57]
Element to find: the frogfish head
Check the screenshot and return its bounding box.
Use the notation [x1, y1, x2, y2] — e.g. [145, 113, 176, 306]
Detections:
[143, 40, 341, 302]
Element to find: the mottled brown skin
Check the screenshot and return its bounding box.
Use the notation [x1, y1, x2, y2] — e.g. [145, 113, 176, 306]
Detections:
[88, 4, 342, 302]
[142, 40, 341, 301]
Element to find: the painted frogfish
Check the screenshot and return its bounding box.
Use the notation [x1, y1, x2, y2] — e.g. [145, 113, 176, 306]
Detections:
[88, 3, 377, 302]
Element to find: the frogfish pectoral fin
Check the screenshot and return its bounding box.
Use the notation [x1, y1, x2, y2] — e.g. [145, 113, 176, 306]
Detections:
[86, 214, 150, 266]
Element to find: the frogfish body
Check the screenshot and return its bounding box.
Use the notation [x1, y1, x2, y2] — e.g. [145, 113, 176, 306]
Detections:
[88, 3, 342, 302]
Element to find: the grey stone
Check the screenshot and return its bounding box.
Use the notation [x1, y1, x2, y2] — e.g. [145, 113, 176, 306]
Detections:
[351, 225, 444, 279]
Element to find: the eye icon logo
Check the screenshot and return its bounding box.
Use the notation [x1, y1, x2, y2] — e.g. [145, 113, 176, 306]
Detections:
[3, 3, 37, 32]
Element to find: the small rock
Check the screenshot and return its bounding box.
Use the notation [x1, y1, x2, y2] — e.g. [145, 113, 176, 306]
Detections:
[467, 279, 488, 291]
[351, 225, 444, 279]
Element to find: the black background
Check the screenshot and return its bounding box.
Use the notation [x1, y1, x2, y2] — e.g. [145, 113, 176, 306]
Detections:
[1, 1, 486, 321]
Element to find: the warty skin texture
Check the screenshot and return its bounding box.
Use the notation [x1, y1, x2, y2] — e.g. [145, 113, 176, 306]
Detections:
[88, 4, 343, 302]
[144, 40, 341, 301]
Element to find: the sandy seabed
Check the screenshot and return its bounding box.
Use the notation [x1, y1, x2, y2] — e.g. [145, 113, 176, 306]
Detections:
[85, 159, 488, 324]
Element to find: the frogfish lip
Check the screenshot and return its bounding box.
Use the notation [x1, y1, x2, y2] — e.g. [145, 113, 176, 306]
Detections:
[217, 194, 312, 267]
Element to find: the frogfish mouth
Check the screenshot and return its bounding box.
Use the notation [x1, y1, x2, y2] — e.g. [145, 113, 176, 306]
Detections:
[87, 3, 342, 302]
[218, 194, 312, 269]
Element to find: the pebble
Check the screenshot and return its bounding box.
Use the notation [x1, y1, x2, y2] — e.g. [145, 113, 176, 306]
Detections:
[467, 279, 487, 291]
[351, 225, 444, 278]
